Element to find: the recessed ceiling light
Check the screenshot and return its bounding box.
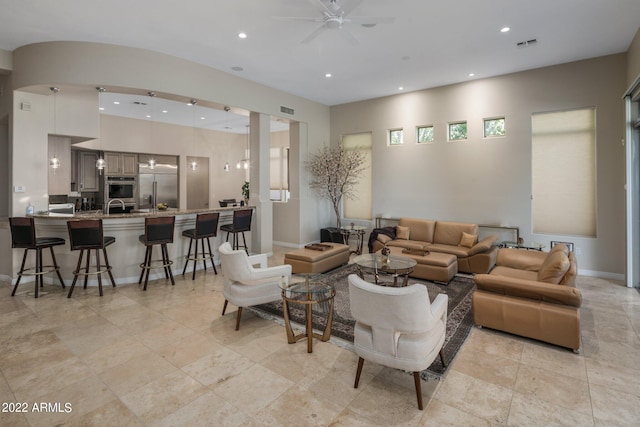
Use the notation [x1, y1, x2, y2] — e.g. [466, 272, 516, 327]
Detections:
[113, 101, 120, 105]
[468, 73, 475, 77]
[398, 86, 404, 91]
[162, 110, 168, 113]
[325, 73, 332, 78]
[361, 23, 376, 28]
[99, 107, 105, 111]
[146, 115, 151, 118]
[200, 116, 206, 120]
[238, 32, 247, 39]
[500, 27, 510, 33]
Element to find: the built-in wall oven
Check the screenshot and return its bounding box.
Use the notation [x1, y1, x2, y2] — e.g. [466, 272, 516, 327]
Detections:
[105, 176, 137, 213]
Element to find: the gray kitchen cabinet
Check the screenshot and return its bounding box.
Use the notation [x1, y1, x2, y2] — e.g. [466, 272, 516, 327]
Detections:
[79, 151, 99, 192]
[105, 152, 137, 176]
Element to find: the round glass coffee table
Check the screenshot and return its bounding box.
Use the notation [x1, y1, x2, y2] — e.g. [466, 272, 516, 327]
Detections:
[352, 253, 417, 287]
[279, 274, 336, 353]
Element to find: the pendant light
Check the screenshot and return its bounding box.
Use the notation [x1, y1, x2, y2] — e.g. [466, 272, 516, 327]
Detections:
[237, 124, 250, 170]
[49, 87, 61, 173]
[147, 92, 156, 169]
[95, 87, 107, 174]
[224, 106, 231, 172]
[189, 99, 198, 171]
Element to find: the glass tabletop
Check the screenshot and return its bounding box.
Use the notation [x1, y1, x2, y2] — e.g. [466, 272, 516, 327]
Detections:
[279, 274, 334, 294]
[352, 253, 417, 272]
[340, 225, 367, 233]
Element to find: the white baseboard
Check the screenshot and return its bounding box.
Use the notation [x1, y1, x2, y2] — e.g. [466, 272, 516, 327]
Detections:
[578, 269, 625, 281]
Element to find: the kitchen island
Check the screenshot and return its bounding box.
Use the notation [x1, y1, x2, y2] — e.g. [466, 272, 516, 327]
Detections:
[29, 206, 254, 287]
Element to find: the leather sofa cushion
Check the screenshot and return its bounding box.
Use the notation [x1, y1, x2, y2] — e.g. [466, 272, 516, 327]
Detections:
[396, 225, 410, 240]
[433, 221, 478, 246]
[399, 218, 435, 243]
[490, 266, 538, 281]
[550, 243, 569, 256]
[474, 274, 582, 307]
[428, 243, 471, 258]
[496, 248, 547, 271]
[459, 232, 477, 248]
[377, 234, 393, 244]
[537, 251, 570, 284]
[387, 240, 430, 251]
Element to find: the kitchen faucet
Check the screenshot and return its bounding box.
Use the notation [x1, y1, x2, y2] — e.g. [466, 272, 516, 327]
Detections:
[106, 199, 126, 215]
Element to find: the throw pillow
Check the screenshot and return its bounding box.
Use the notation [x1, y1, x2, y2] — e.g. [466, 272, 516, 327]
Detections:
[377, 234, 392, 244]
[459, 232, 477, 248]
[396, 226, 410, 240]
[537, 251, 571, 284]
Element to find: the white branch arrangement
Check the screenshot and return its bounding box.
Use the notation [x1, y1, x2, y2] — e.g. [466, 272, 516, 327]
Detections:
[306, 145, 366, 228]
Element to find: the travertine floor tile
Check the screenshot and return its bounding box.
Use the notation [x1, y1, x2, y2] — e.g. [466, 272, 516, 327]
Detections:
[0, 250, 637, 426]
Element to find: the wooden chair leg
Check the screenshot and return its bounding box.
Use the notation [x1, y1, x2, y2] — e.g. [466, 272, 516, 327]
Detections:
[68, 250, 84, 298]
[143, 246, 153, 291]
[103, 248, 116, 288]
[241, 232, 248, 255]
[235, 307, 243, 331]
[96, 249, 103, 297]
[11, 249, 29, 296]
[182, 238, 193, 276]
[139, 246, 149, 284]
[35, 248, 41, 298]
[50, 246, 65, 288]
[206, 237, 217, 274]
[414, 372, 423, 410]
[191, 238, 198, 280]
[163, 244, 175, 286]
[83, 249, 90, 289]
[222, 299, 228, 315]
[354, 357, 364, 388]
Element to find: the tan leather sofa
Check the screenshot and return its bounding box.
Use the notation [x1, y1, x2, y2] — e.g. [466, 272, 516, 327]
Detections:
[472, 244, 581, 351]
[372, 218, 498, 274]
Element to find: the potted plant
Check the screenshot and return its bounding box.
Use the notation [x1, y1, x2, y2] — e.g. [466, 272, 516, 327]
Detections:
[306, 144, 366, 228]
[241, 181, 250, 205]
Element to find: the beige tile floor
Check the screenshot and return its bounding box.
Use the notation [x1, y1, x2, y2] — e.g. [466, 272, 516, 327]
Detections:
[1, 246, 639, 426]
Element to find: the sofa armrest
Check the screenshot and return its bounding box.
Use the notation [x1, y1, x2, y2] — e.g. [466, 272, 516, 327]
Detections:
[496, 248, 547, 271]
[474, 274, 582, 308]
[468, 235, 497, 256]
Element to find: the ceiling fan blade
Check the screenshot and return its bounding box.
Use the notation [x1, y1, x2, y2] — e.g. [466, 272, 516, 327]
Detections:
[301, 24, 328, 44]
[307, 0, 333, 16]
[340, 28, 359, 45]
[348, 16, 395, 25]
[332, 0, 364, 17]
[273, 16, 324, 23]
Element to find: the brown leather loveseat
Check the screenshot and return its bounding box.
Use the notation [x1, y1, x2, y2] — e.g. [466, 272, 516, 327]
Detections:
[472, 244, 581, 351]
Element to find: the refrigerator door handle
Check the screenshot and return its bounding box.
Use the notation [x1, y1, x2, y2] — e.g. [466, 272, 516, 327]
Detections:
[152, 181, 157, 206]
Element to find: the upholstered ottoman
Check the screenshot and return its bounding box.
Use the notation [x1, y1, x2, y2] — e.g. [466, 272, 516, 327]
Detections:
[387, 246, 457, 284]
[284, 243, 350, 274]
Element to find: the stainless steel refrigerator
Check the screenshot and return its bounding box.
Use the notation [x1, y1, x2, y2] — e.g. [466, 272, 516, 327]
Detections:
[138, 156, 178, 209]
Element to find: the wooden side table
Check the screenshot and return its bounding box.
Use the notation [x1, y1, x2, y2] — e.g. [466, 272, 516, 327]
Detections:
[279, 275, 335, 353]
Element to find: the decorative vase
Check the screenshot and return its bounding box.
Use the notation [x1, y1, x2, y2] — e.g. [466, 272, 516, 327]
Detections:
[381, 245, 390, 265]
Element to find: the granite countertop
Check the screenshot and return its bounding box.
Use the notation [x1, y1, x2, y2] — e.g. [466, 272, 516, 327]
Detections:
[31, 205, 254, 220]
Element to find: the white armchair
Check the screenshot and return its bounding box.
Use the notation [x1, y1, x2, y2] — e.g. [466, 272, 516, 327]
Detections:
[348, 274, 448, 410]
[219, 242, 292, 330]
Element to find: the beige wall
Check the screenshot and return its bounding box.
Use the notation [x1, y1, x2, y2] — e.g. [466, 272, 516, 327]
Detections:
[8, 41, 331, 244]
[330, 54, 627, 277]
[627, 27, 640, 89]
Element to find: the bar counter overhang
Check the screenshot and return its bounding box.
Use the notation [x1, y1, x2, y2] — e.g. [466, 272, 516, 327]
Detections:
[25, 206, 254, 287]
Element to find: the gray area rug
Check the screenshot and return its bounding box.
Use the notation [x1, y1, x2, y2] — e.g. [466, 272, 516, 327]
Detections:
[251, 263, 476, 380]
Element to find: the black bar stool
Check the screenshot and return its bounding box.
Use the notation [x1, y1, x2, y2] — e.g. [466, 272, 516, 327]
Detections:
[66, 219, 116, 298]
[9, 217, 66, 298]
[139, 216, 176, 290]
[220, 209, 252, 255]
[182, 212, 219, 280]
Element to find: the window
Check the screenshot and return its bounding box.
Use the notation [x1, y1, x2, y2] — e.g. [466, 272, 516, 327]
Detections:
[484, 117, 506, 138]
[270, 147, 289, 202]
[417, 125, 434, 143]
[389, 128, 403, 145]
[532, 108, 596, 237]
[343, 133, 372, 221]
[448, 121, 467, 141]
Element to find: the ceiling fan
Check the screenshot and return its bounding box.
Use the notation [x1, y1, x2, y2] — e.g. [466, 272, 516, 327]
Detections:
[278, 0, 394, 45]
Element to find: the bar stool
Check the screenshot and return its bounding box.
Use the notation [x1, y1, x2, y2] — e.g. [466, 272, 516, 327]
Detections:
[182, 212, 219, 280]
[66, 219, 116, 298]
[9, 217, 66, 298]
[220, 209, 252, 255]
[139, 216, 176, 290]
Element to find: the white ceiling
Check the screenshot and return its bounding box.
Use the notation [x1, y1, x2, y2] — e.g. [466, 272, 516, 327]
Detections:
[1, 0, 639, 107]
